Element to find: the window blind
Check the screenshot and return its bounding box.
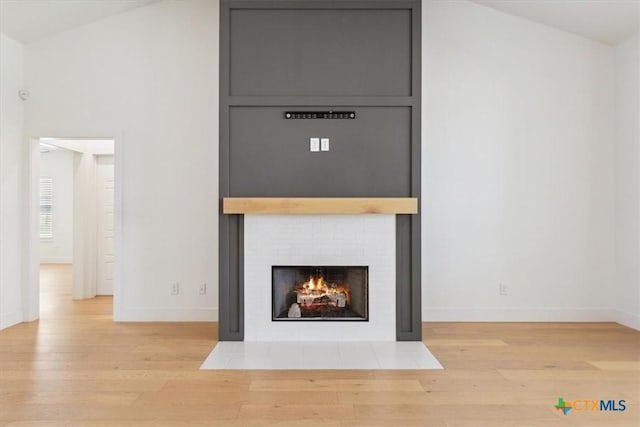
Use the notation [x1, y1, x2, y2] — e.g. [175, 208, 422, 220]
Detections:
[40, 177, 53, 239]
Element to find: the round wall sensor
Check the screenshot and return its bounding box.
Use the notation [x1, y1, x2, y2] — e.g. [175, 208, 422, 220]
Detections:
[18, 89, 29, 100]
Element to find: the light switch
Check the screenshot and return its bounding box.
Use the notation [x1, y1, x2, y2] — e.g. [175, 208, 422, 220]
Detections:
[321, 138, 330, 151]
[310, 138, 320, 152]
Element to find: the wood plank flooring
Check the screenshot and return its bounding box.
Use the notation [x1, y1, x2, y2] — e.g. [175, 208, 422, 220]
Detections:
[0, 264, 638, 426]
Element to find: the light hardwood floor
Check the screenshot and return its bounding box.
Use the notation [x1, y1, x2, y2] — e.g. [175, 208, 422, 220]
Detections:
[0, 264, 638, 426]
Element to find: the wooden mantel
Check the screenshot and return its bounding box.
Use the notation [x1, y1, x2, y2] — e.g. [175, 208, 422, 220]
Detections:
[223, 197, 418, 215]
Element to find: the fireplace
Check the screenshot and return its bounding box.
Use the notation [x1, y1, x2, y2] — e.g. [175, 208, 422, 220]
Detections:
[272, 266, 369, 321]
[243, 215, 395, 341]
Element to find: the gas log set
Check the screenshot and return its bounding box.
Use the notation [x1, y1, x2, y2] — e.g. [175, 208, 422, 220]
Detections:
[288, 275, 351, 318]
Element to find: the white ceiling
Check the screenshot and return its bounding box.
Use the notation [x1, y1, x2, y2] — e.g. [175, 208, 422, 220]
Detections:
[472, 0, 639, 45]
[0, 0, 160, 44]
[0, 0, 637, 45]
[40, 138, 115, 155]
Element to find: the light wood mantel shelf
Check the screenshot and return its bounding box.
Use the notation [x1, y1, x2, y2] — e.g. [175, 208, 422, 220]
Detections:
[223, 197, 418, 215]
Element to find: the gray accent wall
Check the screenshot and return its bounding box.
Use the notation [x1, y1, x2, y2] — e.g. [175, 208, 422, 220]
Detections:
[229, 107, 411, 197]
[219, 0, 421, 341]
[229, 9, 412, 96]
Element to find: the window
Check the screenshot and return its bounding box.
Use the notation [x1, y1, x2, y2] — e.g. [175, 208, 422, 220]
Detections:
[39, 177, 53, 239]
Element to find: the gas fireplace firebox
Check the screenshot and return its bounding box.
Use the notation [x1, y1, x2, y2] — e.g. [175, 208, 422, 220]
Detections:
[272, 266, 369, 321]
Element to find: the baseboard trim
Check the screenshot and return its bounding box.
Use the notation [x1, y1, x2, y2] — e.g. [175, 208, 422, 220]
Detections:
[114, 307, 218, 322]
[0, 311, 22, 330]
[40, 258, 72, 264]
[613, 309, 640, 331]
[422, 307, 614, 322]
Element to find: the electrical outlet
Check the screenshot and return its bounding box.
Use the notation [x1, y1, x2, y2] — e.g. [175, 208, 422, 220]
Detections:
[499, 283, 508, 296]
[171, 282, 180, 295]
[199, 283, 207, 295]
[310, 137, 320, 152]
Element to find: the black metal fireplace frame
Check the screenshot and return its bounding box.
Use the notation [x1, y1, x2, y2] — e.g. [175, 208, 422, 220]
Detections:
[271, 265, 370, 322]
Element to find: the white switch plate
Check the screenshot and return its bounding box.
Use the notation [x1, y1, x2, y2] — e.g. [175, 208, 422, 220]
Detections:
[310, 138, 320, 152]
[321, 138, 330, 151]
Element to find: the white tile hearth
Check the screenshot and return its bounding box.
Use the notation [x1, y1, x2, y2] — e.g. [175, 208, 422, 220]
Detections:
[200, 341, 443, 370]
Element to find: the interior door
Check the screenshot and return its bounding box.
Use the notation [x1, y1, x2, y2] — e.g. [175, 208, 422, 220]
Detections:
[96, 155, 114, 295]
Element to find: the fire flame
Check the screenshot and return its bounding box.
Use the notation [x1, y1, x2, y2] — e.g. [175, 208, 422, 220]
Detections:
[297, 275, 350, 305]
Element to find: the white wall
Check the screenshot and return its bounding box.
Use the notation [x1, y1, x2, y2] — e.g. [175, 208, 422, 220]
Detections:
[13, 0, 634, 326]
[25, 0, 219, 320]
[72, 151, 98, 300]
[0, 33, 25, 329]
[421, 0, 616, 321]
[39, 148, 73, 264]
[614, 34, 640, 330]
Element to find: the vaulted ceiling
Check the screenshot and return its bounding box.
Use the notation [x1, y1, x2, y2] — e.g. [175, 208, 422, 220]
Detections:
[472, 0, 639, 45]
[0, 0, 637, 46]
[0, 0, 161, 43]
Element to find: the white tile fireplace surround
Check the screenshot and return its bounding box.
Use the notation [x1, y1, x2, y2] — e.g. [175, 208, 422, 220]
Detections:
[244, 214, 396, 341]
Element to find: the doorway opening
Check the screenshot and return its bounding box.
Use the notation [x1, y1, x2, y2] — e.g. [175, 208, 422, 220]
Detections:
[35, 138, 117, 319]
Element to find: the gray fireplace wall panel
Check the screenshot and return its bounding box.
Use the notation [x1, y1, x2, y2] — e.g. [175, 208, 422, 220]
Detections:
[396, 215, 421, 340]
[218, 214, 243, 340]
[220, 0, 421, 341]
[229, 9, 412, 96]
[229, 107, 411, 197]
